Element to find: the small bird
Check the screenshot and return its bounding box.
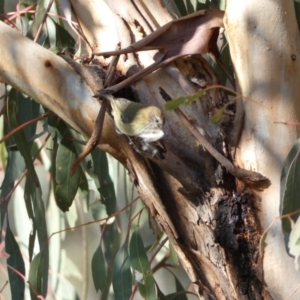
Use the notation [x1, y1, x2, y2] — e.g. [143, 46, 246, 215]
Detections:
[99, 91, 164, 143]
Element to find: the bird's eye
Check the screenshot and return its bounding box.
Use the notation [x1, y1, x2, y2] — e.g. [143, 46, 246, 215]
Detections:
[155, 118, 160, 123]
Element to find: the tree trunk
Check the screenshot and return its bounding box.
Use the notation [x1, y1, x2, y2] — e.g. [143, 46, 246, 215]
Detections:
[0, 0, 299, 299]
[225, 1, 300, 299]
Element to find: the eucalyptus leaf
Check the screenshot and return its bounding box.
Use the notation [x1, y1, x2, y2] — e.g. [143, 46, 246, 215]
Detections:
[280, 139, 300, 232]
[169, 241, 179, 265]
[112, 244, 132, 300]
[0, 0, 4, 15]
[55, 131, 80, 212]
[5, 226, 25, 300]
[129, 230, 156, 300]
[0, 151, 25, 237]
[164, 91, 205, 110]
[28, 251, 47, 300]
[24, 177, 49, 297]
[288, 216, 300, 270]
[92, 243, 108, 292]
[174, 275, 188, 300]
[26, 0, 46, 40]
[52, 18, 76, 49]
[209, 107, 225, 124]
[7, 90, 40, 187]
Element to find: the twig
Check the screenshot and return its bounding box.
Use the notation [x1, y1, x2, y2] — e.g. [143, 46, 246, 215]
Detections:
[59, 55, 108, 175]
[274, 121, 300, 126]
[0, 112, 52, 144]
[70, 99, 107, 175]
[174, 107, 269, 185]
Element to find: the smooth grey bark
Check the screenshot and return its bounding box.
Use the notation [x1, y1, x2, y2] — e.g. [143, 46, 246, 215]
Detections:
[1, 0, 298, 299]
[225, 1, 300, 299]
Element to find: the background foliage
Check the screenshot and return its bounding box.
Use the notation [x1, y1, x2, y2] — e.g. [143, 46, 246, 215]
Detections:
[1, 0, 300, 299]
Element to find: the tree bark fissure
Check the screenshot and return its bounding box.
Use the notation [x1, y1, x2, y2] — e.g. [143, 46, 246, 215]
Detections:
[0, 18, 264, 300]
[2, 0, 299, 299]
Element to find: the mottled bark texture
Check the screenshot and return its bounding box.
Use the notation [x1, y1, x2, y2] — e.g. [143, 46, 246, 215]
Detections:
[1, 0, 287, 298]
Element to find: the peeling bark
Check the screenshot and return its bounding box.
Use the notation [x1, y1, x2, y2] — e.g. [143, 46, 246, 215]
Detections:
[1, 0, 297, 299]
[225, 1, 300, 299]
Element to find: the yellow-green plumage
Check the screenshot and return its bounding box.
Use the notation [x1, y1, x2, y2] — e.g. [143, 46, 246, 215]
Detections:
[103, 93, 164, 142]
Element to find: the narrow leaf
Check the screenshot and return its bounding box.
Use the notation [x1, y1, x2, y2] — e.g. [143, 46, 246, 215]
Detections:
[169, 242, 179, 265]
[24, 177, 49, 297]
[1, 90, 39, 233]
[158, 268, 188, 300]
[92, 243, 108, 292]
[52, 19, 75, 49]
[7, 90, 40, 187]
[0, 0, 4, 14]
[112, 245, 132, 300]
[166, 292, 188, 300]
[164, 91, 205, 110]
[5, 226, 25, 300]
[280, 139, 300, 232]
[26, 0, 46, 40]
[288, 216, 300, 270]
[90, 201, 108, 221]
[90, 150, 119, 268]
[259, 231, 268, 257]
[129, 230, 156, 300]
[55, 131, 80, 212]
[209, 107, 226, 124]
[174, 275, 188, 300]
[0, 151, 25, 237]
[28, 228, 37, 263]
[24, 176, 37, 262]
[157, 287, 168, 300]
[28, 251, 46, 300]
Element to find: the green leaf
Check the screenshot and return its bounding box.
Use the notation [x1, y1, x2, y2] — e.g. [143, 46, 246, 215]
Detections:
[209, 107, 226, 124]
[0, 0, 4, 15]
[90, 150, 116, 214]
[209, 96, 237, 124]
[169, 242, 179, 265]
[52, 19, 76, 49]
[24, 177, 49, 297]
[7, 90, 40, 187]
[112, 244, 132, 300]
[15, 91, 40, 142]
[90, 201, 108, 221]
[90, 150, 119, 269]
[164, 91, 205, 110]
[23, 0, 37, 4]
[24, 175, 37, 262]
[294, 0, 300, 31]
[157, 287, 168, 300]
[259, 231, 268, 257]
[5, 226, 25, 300]
[280, 139, 300, 232]
[28, 251, 47, 300]
[288, 216, 300, 270]
[26, 0, 46, 40]
[174, 275, 188, 300]
[0, 151, 25, 237]
[162, 270, 188, 300]
[147, 232, 164, 254]
[92, 243, 108, 292]
[28, 228, 37, 263]
[166, 292, 188, 300]
[55, 131, 80, 212]
[78, 165, 89, 195]
[129, 230, 156, 300]
[1, 90, 40, 235]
